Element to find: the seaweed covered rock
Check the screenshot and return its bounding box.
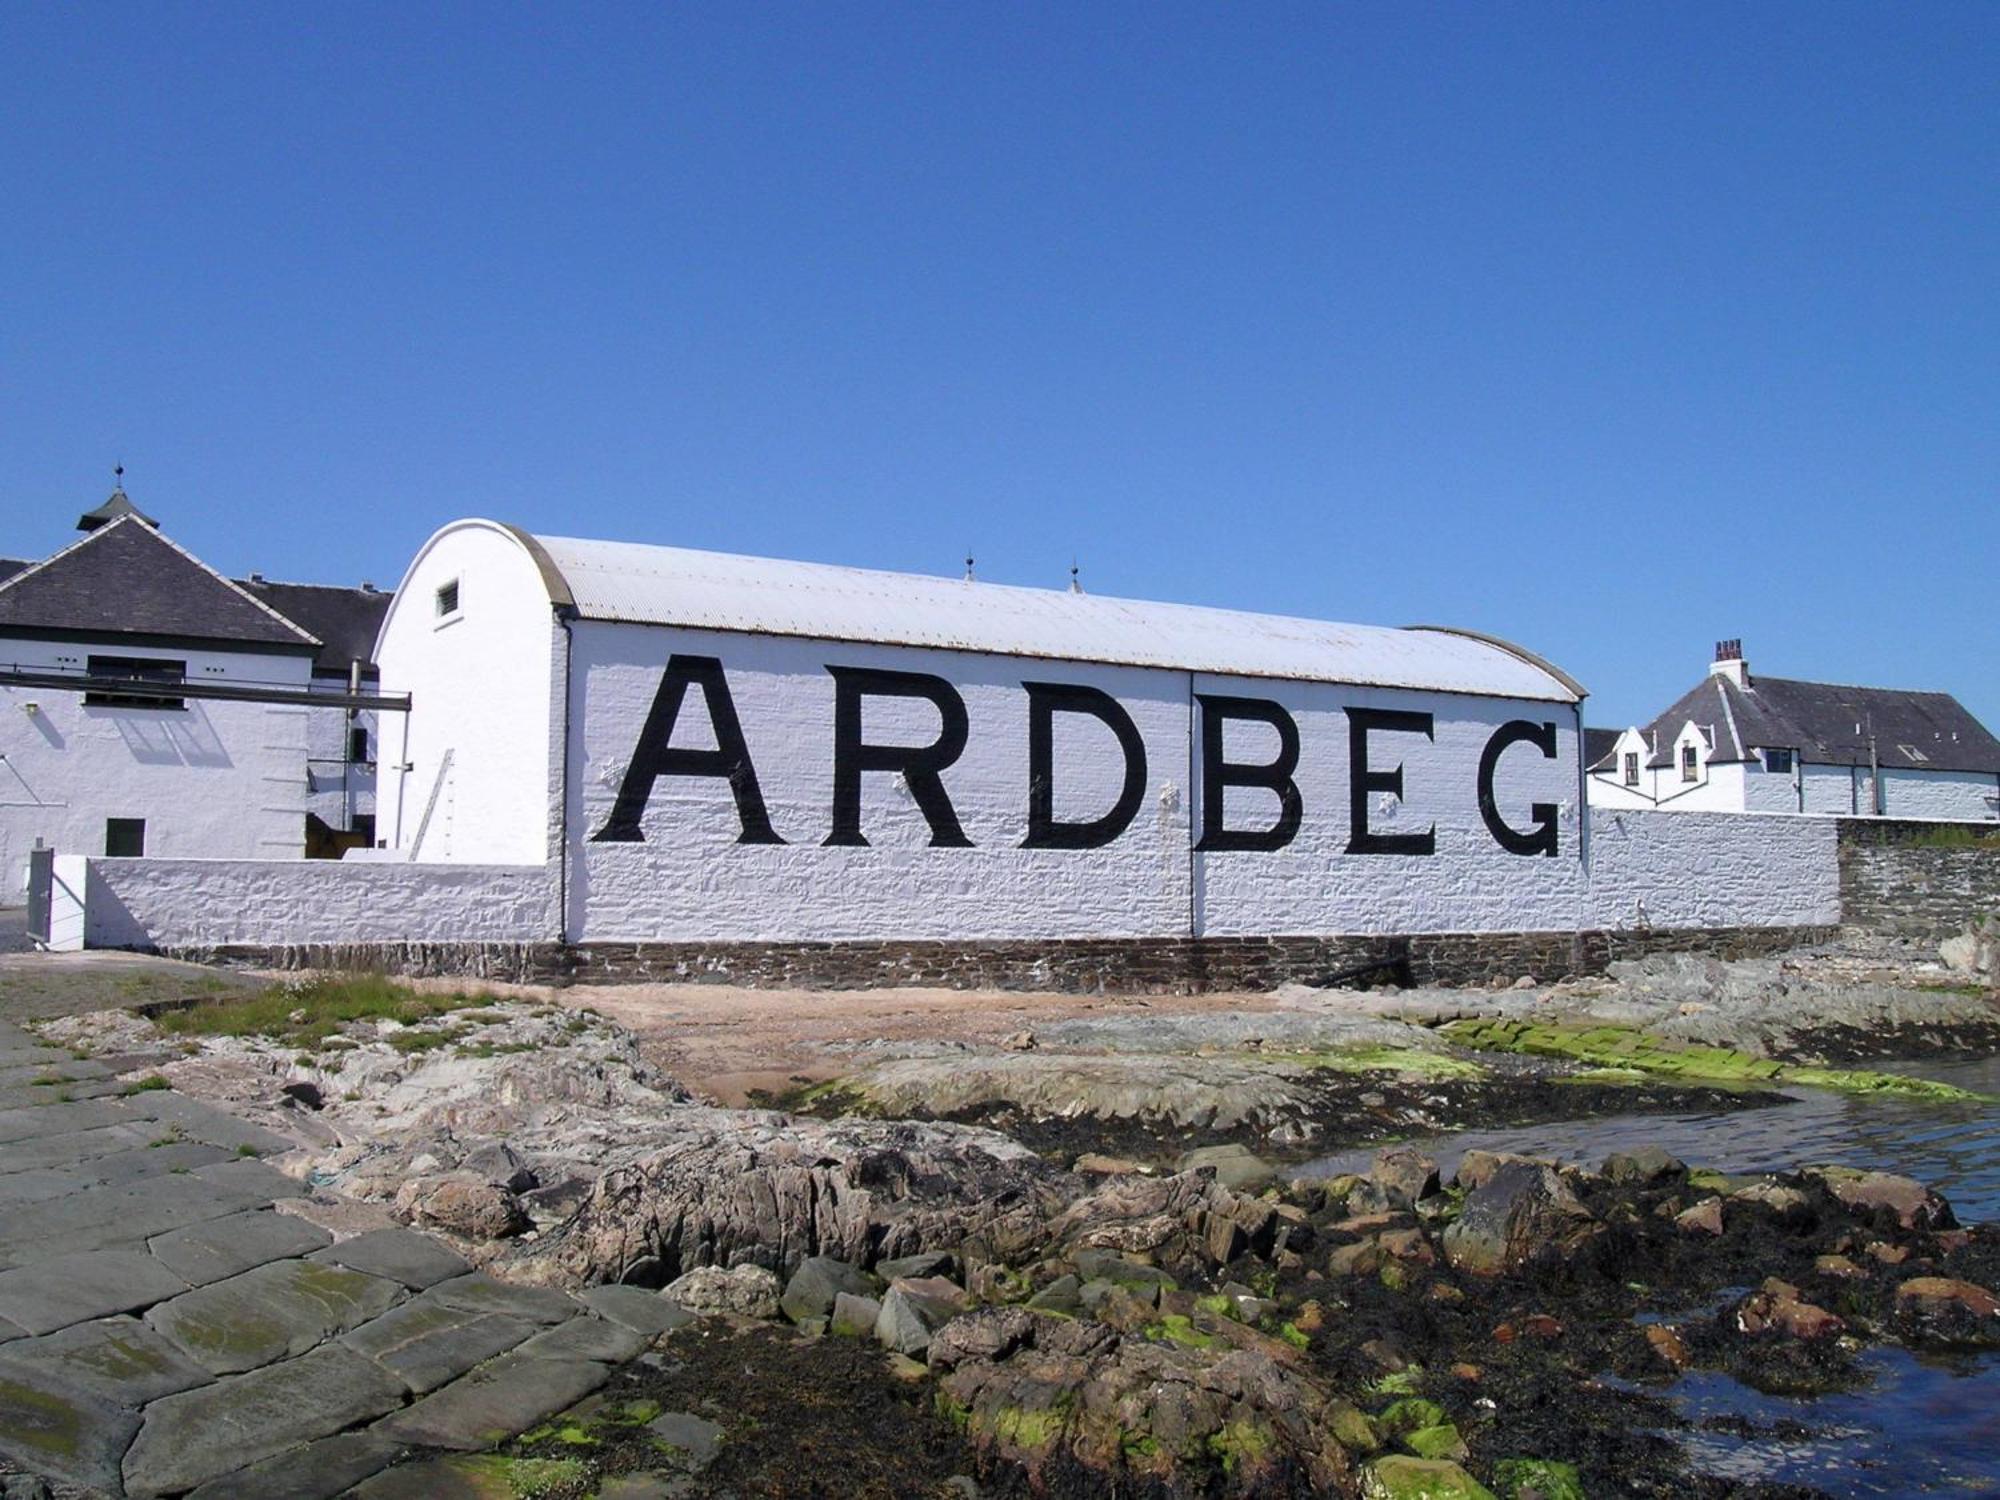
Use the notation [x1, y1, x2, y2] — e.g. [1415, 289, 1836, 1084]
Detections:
[929, 1307, 1355, 1497]
[1441, 1162, 1595, 1278]
[1893, 1276, 2000, 1347]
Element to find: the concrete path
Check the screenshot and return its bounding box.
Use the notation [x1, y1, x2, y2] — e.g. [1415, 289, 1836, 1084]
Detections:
[0, 1018, 640, 1498]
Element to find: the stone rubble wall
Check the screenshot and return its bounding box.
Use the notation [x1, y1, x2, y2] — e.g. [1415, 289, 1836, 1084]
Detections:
[1836, 820, 2000, 939]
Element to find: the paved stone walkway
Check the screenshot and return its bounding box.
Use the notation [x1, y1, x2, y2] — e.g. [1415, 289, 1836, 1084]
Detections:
[0, 1018, 648, 1498]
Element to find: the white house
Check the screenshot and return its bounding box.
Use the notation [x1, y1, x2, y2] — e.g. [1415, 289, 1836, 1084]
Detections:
[0, 486, 399, 895]
[373, 519, 1593, 950]
[1587, 640, 2000, 820]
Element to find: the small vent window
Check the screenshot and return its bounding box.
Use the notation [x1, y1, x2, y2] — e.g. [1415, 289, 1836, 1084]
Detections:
[349, 725, 371, 764]
[105, 818, 146, 857]
[84, 655, 186, 710]
[435, 578, 461, 618]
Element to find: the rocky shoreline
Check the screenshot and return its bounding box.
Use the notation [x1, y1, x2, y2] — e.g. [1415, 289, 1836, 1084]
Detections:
[9, 928, 1997, 1497]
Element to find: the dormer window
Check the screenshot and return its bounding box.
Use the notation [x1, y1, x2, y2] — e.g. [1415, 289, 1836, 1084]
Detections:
[1622, 752, 1639, 787]
[1763, 748, 1795, 774]
[1681, 744, 1698, 783]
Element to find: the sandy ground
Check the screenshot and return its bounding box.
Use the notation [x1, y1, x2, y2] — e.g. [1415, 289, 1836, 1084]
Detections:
[555, 981, 1288, 1105]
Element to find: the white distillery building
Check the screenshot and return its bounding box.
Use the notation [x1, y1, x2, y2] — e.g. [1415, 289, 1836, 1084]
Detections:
[373, 519, 1596, 949]
[1587, 641, 2000, 820]
[0, 487, 399, 895]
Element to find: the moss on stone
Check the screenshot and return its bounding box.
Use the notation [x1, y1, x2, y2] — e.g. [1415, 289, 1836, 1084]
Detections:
[1492, 1457, 1585, 1500]
[1440, 1018, 1989, 1101]
[985, 1404, 1067, 1451]
[1403, 1423, 1467, 1461]
[1375, 1397, 1446, 1438]
[1264, 1047, 1487, 1081]
[1330, 1404, 1381, 1453]
[1145, 1314, 1218, 1350]
[1278, 1321, 1311, 1350]
[0, 1376, 83, 1458]
[1205, 1418, 1275, 1474]
[443, 1454, 591, 1498]
[1361, 1455, 1498, 1500]
[1195, 1293, 1239, 1321]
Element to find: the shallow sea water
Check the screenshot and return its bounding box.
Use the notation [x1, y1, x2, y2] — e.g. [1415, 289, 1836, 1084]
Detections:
[1298, 1054, 2000, 1496]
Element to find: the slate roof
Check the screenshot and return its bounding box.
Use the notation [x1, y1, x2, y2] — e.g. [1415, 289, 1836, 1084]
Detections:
[0, 516, 319, 652]
[1640, 671, 2000, 775]
[1584, 727, 1622, 772]
[76, 488, 158, 531]
[0, 559, 28, 587]
[236, 579, 389, 675]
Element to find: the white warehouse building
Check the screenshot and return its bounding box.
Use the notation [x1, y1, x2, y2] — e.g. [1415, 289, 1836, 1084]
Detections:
[372, 519, 1605, 976]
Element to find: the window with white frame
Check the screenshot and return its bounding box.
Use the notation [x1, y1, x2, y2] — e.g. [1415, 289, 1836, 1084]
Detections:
[1622, 751, 1640, 787]
[1681, 744, 1698, 783]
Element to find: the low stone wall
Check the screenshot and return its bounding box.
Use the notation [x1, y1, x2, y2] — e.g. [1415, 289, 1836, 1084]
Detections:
[185, 924, 1835, 994]
[80, 857, 554, 951]
[1838, 819, 2000, 938]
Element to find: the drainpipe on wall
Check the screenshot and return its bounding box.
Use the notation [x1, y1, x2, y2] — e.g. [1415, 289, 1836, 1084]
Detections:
[555, 608, 576, 946]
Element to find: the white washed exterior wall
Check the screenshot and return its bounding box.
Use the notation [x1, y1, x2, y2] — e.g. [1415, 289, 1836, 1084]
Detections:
[78, 856, 552, 949]
[1879, 769, 2000, 821]
[0, 637, 311, 896]
[1585, 808, 1839, 930]
[375, 525, 555, 864]
[1800, 763, 1858, 815]
[566, 622, 1586, 943]
[1738, 761, 1800, 814]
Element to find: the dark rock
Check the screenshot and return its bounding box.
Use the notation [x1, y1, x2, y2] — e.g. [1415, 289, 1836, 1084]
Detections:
[875, 1252, 955, 1281]
[1734, 1279, 1844, 1341]
[1602, 1146, 1686, 1185]
[280, 1082, 324, 1112]
[1369, 1147, 1441, 1209]
[779, 1256, 876, 1324]
[1025, 1275, 1081, 1314]
[1442, 1161, 1595, 1277]
[462, 1142, 538, 1195]
[1893, 1276, 2000, 1347]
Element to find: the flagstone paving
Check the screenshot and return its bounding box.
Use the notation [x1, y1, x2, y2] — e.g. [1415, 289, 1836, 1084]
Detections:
[0, 1016, 658, 1498]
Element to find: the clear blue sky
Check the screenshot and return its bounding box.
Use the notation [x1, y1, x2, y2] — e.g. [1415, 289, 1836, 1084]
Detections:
[3, 5, 1994, 730]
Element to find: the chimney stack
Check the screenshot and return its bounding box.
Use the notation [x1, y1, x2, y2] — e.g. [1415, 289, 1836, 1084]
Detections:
[1710, 638, 1750, 687]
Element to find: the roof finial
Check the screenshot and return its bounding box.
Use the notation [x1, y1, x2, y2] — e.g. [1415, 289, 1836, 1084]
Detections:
[964, 550, 975, 582]
[113, 463, 125, 493]
[1069, 559, 1083, 595]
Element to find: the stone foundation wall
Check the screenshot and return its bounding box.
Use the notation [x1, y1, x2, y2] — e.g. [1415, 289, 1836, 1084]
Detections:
[1838, 820, 2000, 938]
[176, 924, 1836, 995]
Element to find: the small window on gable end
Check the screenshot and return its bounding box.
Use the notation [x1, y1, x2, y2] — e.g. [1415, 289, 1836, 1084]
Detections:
[1764, 748, 1794, 774]
[105, 818, 145, 857]
[1681, 744, 1699, 783]
[1623, 751, 1639, 787]
[435, 578, 460, 619]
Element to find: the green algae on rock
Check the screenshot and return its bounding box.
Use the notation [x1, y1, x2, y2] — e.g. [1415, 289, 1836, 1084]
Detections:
[1440, 1018, 1990, 1101]
[1362, 1454, 1498, 1499]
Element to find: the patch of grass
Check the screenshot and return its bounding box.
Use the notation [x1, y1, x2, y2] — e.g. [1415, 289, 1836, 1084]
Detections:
[1894, 826, 2000, 850]
[154, 973, 497, 1049]
[119, 1075, 171, 1096]
[457, 1040, 540, 1059]
[235, 1144, 259, 1158]
[30, 1074, 65, 1087]
[386, 1028, 464, 1055]
[1916, 981, 1990, 998]
[1261, 1046, 1488, 1081]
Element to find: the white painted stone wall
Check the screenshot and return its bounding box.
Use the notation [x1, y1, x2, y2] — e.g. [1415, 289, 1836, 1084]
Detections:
[0, 638, 313, 897]
[1585, 808, 1839, 930]
[567, 622, 1587, 942]
[78, 856, 553, 950]
[374, 522, 556, 864]
[1879, 768, 2000, 821]
[1802, 763, 1859, 815]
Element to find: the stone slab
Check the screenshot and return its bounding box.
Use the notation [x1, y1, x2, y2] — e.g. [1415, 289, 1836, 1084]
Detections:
[190, 1157, 304, 1199]
[0, 1144, 233, 1212]
[580, 1284, 696, 1339]
[146, 1259, 405, 1375]
[0, 1362, 142, 1495]
[342, 1302, 536, 1395]
[0, 1048, 74, 1073]
[122, 1342, 407, 1498]
[423, 1274, 579, 1326]
[0, 1122, 157, 1174]
[346, 1453, 578, 1499]
[371, 1351, 608, 1451]
[0, 1061, 114, 1090]
[122, 1094, 294, 1155]
[0, 1315, 212, 1408]
[0, 1170, 87, 1211]
[0, 1251, 192, 1336]
[515, 1315, 647, 1365]
[149, 1210, 333, 1287]
[310, 1228, 470, 1290]
[0, 1099, 138, 1146]
[0, 1080, 131, 1112]
[0, 1317, 23, 1345]
[0, 1171, 275, 1262]
[184, 1430, 405, 1500]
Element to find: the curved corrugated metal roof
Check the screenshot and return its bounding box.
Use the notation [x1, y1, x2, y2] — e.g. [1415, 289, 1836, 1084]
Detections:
[527, 530, 1582, 704]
